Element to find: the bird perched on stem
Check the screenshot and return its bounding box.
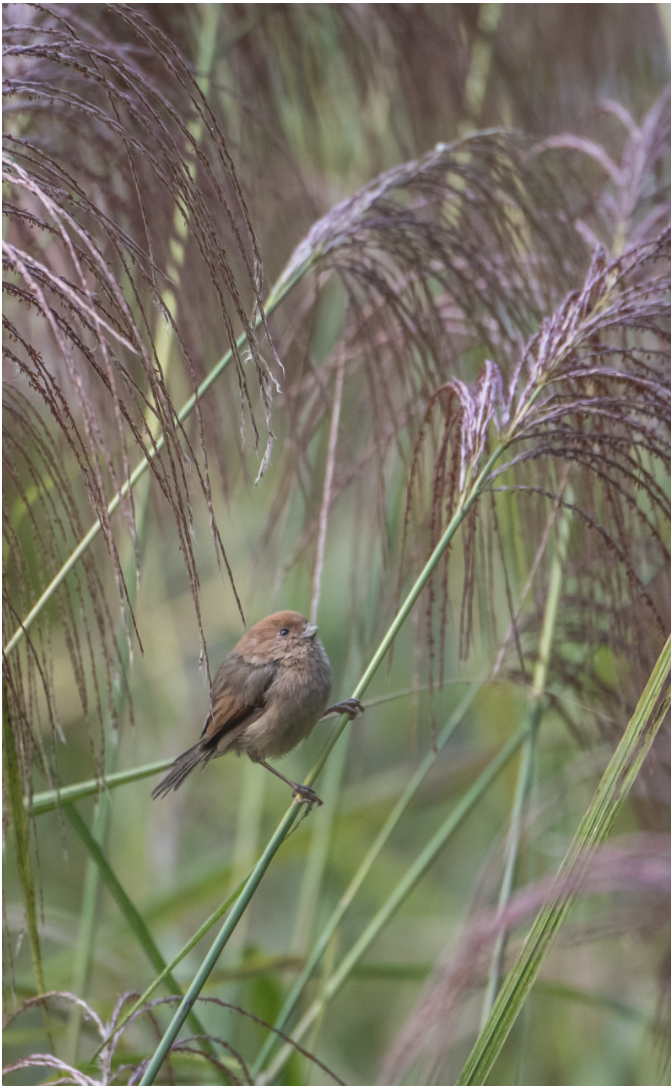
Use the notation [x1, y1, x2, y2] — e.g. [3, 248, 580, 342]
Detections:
[152, 611, 362, 807]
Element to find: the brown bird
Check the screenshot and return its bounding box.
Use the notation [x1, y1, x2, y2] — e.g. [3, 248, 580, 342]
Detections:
[152, 611, 362, 807]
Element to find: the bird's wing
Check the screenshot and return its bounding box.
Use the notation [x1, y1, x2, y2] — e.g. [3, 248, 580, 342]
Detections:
[199, 653, 279, 749]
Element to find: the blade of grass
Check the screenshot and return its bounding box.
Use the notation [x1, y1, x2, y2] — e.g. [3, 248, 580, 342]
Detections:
[455, 632, 671, 1086]
[64, 804, 212, 1046]
[259, 721, 529, 1084]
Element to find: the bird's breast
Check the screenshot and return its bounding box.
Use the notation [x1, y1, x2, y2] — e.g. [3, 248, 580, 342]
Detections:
[233, 642, 332, 760]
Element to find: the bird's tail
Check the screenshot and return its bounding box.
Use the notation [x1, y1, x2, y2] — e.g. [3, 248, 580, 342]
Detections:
[152, 742, 211, 798]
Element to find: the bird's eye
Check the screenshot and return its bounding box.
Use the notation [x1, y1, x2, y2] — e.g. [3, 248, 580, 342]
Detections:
[279, 628, 289, 636]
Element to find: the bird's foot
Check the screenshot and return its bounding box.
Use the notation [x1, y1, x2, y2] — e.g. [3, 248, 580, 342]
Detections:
[324, 698, 364, 720]
[291, 783, 323, 809]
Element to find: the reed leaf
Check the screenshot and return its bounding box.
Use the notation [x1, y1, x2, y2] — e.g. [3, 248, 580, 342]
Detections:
[455, 631, 671, 1086]
[63, 804, 213, 1048]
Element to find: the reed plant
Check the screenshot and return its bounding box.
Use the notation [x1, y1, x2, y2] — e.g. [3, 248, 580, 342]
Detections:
[3, 7, 671, 1086]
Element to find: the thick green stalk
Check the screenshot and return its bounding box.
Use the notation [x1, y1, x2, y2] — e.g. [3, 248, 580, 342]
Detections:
[455, 632, 671, 1086]
[253, 681, 482, 1075]
[28, 759, 174, 816]
[260, 722, 529, 1084]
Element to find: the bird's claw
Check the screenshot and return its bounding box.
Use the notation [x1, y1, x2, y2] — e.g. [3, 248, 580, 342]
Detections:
[325, 698, 364, 720]
[291, 783, 323, 809]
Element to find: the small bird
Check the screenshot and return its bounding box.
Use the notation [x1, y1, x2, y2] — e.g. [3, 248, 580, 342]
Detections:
[152, 611, 362, 807]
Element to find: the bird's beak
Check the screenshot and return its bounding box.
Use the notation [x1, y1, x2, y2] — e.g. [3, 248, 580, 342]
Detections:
[303, 623, 318, 640]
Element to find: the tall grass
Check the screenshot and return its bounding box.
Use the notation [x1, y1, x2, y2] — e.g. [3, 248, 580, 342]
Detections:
[3, 7, 670, 1086]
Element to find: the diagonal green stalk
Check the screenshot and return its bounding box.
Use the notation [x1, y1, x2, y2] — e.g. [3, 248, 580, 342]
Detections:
[260, 721, 530, 1085]
[480, 497, 570, 1024]
[455, 631, 671, 1086]
[64, 804, 211, 1045]
[253, 680, 483, 1075]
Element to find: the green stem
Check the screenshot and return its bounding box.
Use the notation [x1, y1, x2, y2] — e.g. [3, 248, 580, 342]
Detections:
[28, 759, 174, 816]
